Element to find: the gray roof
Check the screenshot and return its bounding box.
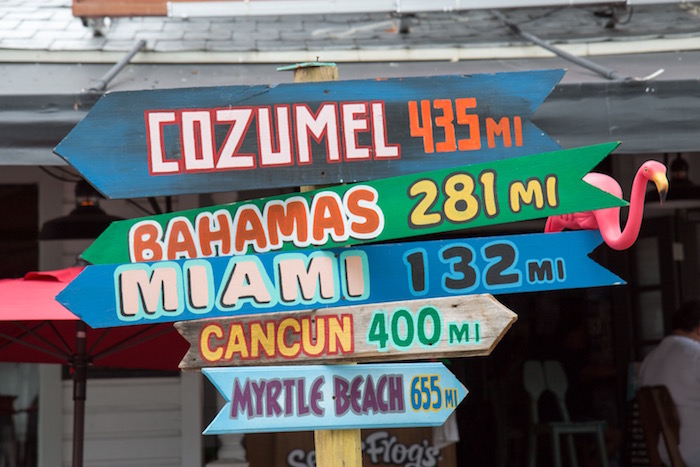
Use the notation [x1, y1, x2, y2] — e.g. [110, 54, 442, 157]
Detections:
[1, 0, 699, 63]
[1, 0, 699, 165]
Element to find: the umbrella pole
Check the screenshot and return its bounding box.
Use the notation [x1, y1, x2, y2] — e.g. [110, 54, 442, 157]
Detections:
[72, 321, 88, 467]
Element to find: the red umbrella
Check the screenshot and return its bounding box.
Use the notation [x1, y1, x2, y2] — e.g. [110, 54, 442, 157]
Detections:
[0, 266, 188, 467]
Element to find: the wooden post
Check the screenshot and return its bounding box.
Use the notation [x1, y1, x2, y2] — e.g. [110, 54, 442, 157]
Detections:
[291, 63, 338, 83]
[285, 61, 362, 467]
[314, 428, 362, 467]
[286, 61, 338, 195]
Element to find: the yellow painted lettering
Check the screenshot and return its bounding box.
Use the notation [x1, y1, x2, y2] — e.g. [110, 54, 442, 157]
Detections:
[199, 324, 224, 362]
[509, 179, 544, 213]
[224, 323, 250, 360]
[250, 321, 276, 358]
[277, 318, 301, 357]
[328, 315, 353, 355]
[301, 316, 326, 356]
[546, 175, 559, 208]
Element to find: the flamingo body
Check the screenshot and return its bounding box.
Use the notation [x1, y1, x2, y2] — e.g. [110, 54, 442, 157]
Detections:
[544, 161, 669, 251]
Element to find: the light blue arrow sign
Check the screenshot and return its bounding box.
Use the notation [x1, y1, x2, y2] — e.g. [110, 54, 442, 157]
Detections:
[57, 230, 624, 328]
[203, 362, 467, 434]
[55, 70, 563, 199]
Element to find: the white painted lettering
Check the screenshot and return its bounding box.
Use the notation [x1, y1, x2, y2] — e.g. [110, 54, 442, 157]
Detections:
[146, 111, 179, 174]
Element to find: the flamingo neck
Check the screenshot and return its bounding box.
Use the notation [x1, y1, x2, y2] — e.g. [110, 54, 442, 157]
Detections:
[600, 168, 650, 250]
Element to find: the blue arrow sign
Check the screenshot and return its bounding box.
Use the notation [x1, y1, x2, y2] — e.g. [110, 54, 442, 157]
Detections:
[55, 70, 563, 198]
[57, 230, 623, 328]
[203, 362, 467, 434]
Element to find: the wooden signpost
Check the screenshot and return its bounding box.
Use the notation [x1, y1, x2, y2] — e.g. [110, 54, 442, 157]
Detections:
[291, 62, 359, 467]
[54, 66, 631, 466]
[175, 295, 516, 369]
[78, 143, 624, 266]
[202, 362, 467, 434]
[53, 70, 564, 199]
[58, 230, 622, 328]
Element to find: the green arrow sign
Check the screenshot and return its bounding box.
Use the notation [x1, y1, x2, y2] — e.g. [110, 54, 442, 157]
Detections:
[82, 143, 624, 265]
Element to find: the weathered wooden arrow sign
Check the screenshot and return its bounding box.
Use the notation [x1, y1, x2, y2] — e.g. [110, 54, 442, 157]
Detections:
[55, 70, 564, 199]
[203, 362, 467, 434]
[80, 143, 624, 266]
[176, 295, 516, 369]
[58, 230, 623, 328]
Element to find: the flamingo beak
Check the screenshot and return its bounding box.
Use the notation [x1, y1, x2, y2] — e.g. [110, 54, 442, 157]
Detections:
[652, 173, 669, 204]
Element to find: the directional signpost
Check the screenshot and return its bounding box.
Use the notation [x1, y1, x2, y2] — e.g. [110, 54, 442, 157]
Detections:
[203, 362, 467, 434]
[54, 70, 564, 199]
[176, 295, 516, 369]
[79, 143, 624, 266]
[58, 230, 622, 328]
[53, 67, 633, 466]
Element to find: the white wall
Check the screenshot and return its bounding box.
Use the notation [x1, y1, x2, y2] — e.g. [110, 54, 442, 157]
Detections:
[61, 376, 202, 467]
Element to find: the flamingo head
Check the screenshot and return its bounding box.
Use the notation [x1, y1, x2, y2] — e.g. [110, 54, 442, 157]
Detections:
[642, 160, 669, 204]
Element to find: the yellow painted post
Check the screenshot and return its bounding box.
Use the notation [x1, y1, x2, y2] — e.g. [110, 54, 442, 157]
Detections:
[314, 429, 362, 467]
[281, 61, 362, 467]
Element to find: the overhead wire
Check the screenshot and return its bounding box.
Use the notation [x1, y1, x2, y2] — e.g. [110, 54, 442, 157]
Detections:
[39, 166, 82, 183]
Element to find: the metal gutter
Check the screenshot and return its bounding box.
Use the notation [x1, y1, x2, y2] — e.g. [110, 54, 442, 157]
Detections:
[0, 36, 698, 64]
[167, 0, 689, 18]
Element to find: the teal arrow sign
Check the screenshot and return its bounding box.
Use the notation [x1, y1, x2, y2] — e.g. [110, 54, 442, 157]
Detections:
[203, 362, 467, 434]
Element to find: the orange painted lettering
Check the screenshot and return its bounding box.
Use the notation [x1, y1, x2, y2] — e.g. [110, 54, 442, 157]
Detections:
[514, 116, 523, 146]
[344, 187, 382, 237]
[234, 207, 268, 253]
[408, 100, 434, 153]
[312, 194, 346, 242]
[486, 117, 512, 148]
[197, 211, 232, 256]
[456, 98, 481, 151]
[129, 221, 164, 262]
[266, 199, 309, 247]
[433, 99, 456, 152]
[166, 219, 198, 259]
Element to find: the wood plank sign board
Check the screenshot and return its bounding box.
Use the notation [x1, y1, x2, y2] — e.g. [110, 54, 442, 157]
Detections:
[80, 143, 624, 266]
[203, 362, 467, 434]
[246, 428, 458, 467]
[58, 230, 623, 328]
[54, 70, 564, 199]
[176, 295, 516, 369]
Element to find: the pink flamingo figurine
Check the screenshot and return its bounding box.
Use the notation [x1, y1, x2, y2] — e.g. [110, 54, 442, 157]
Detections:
[544, 160, 669, 250]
